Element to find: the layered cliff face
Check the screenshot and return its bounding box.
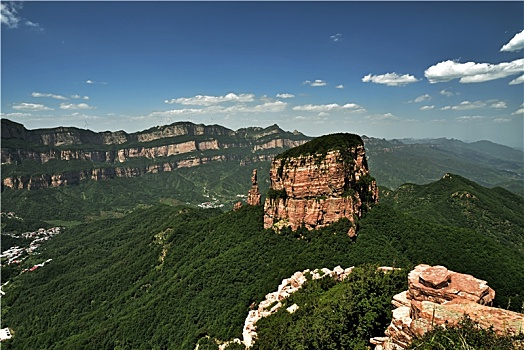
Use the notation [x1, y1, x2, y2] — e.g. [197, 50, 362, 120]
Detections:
[1, 119, 310, 190]
[263, 133, 378, 236]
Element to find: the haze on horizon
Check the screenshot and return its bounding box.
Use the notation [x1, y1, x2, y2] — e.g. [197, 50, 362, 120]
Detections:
[1, 1, 523, 148]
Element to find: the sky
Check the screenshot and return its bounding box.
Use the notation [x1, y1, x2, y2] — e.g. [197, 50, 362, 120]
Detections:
[1, 1, 523, 148]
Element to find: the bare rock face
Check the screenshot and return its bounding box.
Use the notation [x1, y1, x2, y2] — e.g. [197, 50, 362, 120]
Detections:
[371, 264, 524, 350]
[247, 169, 261, 206]
[263, 133, 378, 236]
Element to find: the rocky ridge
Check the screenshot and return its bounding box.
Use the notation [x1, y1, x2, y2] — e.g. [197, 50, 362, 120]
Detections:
[371, 264, 524, 350]
[216, 265, 400, 349]
[1, 120, 310, 190]
[263, 133, 378, 236]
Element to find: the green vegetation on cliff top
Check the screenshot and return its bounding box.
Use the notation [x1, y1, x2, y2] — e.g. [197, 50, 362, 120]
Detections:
[275, 133, 363, 160]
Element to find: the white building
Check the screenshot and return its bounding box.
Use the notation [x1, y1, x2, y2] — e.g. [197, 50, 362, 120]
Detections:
[0, 327, 12, 341]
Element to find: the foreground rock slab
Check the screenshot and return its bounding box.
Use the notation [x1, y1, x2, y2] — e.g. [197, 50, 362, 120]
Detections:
[372, 264, 524, 350]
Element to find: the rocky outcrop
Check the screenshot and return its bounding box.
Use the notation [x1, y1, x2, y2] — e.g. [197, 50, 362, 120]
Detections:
[263, 133, 378, 236]
[247, 169, 261, 206]
[215, 266, 398, 349]
[371, 264, 524, 350]
[242, 266, 355, 348]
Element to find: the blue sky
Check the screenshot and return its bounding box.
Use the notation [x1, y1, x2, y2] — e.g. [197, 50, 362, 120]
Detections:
[1, 1, 523, 147]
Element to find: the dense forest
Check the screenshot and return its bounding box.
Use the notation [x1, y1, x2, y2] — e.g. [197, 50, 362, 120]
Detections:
[1, 171, 523, 349]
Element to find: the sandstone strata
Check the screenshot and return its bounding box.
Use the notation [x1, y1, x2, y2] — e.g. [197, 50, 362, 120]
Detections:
[2, 120, 310, 190]
[263, 133, 378, 236]
[371, 264, 524, 350]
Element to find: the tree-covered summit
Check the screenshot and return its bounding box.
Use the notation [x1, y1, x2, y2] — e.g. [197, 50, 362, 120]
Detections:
[275, 133, 364, 160]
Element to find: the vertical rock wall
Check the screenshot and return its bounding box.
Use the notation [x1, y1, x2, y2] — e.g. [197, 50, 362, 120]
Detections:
[263, 134, 378, 236]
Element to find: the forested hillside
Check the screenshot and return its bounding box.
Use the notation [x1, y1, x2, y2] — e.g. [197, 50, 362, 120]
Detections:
[2, 173, 523, 349]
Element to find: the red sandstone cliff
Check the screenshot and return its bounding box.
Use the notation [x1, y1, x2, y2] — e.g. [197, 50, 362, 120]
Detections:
[263, 133, 378, 236]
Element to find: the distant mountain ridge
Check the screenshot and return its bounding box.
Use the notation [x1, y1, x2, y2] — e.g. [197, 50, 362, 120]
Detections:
[1, 119, 310, 190]
[2, 119, 523, 196]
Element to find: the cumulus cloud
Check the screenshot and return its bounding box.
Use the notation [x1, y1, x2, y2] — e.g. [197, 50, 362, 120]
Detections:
[511, 103, 524, 115]
[59, 103, 96, 110]
[411, 94, 431, 103]
[420, 105, 435, 111]
[165, 92, 255, 106]
[13, 102, 53, 111]
[365, 113, 400, 121]
[1, 2, 22, 28]
[150, 101, 287, 118]
[336, 84, 345, 89]
[1, 2, 43, 30]
[509, 74, 524, 85]
[222, 100, 287, 113]
[441, 100, 487, 111]
[303, 79, 327, 87]
[490, 101, 507, 109]
[276, 93, 295, 99]
[362, 73, 419, 86]
[32, 92, 68, 100]
[440, 89, 455, 97]
[0, 112, 32, 118]
[455, 115, 484, 122]
[493, 117, 511, 123]
[292, 103, 365, 113]
[24, 20, 43, 31]
[330, 33, 342, 42]
[84, 79, 107, 85]
[500, 30, 524, 52]
[425, 58, 524, 83]
[70, 94, 90, 100]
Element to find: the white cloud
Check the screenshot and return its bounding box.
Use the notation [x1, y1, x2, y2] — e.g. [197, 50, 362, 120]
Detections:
[84, 79, 107, 85]
[330, 33, 342, 42]
[150, 100, 287, 118]
[0, 112, 32, 118]
[336, 84, 345, 89]
[32, 92, 68, 100]
[500, 30, 524, 52]
[59, 103, 96, 110]
[276, 93, 295, 99]
[441, 100, 486, 111]
[455, 115, 484, 122]
[441, 100, 508, 111]
[420, 105, 435, 110]
[362, 72, 419, 86]
[425, 58, 524, 83]
[440, 89, 455, 97]
[365, 113, 400, 121]
[509, 74, 524, 85]
[12, 102, 53, 111]
[1, 2, 42, 30]
[303, 79, 327, 87]
[1, 2, 22, 28]
[70, 94, 90, 100]
[222, 100, 287, 113]
[412, 94, 431, 103]
[24, 20, 43, 31]
[490, 101, 507, 109]
[165, 92, 255, 106]
[292, 103, 365, 113]
[511, 103, 524, 115]
[493, 117, 511, 123]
